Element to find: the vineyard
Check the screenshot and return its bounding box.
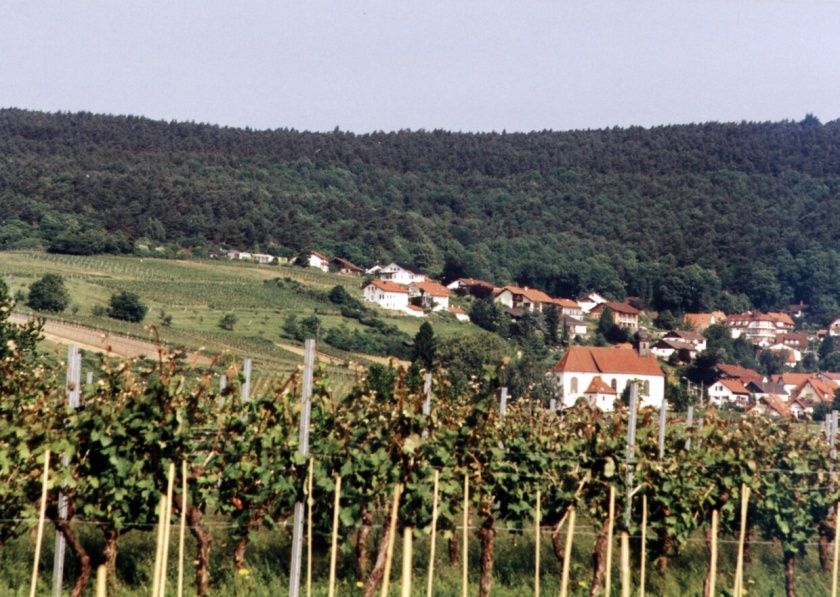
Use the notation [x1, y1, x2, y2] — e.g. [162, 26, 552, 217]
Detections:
[3, 282, 840, 597]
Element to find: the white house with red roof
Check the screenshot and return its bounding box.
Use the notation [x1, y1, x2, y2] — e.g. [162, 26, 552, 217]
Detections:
[589, 302, 641, 331]
[305, 251, 330, 272]
[377, 263, 427, 285]
[583, 376, 619, 410]
[493, 286, 555, 313]
[708, 378, 751, 407]
[362, 280, 410, 312]
[551, 345, 664, 411]
[578, 292, 609, 314]
[409, 281, 450, 312]
[448, 306, 471, 323]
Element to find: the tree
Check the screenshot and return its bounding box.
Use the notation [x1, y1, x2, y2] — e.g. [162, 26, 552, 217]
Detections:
[218, 313, 237, 331]
[108, 291, 148, 322]
[26, 273, 70, 312]
[412, 322, 436, 369]
[820, 351, 840, 372]
[470, 298, 506, 335]
[544, 305, 561, 345]
[597, 307, 628, 344]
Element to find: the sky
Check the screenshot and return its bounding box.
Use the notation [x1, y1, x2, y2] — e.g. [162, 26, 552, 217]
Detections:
[1, 0, 839, 133]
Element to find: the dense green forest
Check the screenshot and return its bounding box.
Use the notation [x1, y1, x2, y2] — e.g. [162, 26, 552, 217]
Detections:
[2, 109, 840, 322]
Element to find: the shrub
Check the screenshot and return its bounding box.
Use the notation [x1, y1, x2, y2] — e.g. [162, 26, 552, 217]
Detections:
[26, 273, 70, 313]
[108, 291, 148, 322]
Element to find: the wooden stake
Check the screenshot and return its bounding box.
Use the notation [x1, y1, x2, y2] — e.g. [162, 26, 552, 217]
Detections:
[559, 506, 576, 597]
[832, 499, 840, 597]
[401, 527, 413, 597]
[29, 449, 51, 597]
[427, 469, 440, 597]
[733, 483, 751, 597]
[382, 483, 403, 597]
[96, 564, 107, 597]
[462, 475, 469, 597]
[177, 461, 188, 597]
[640, 494, 648, 597]
[328, 475, 342, 597]
[151, 495, 166, 597]
[306, 459, 314, 597]
[534, 488, 541, 597]
[605, 485, 616, 596]
[159, 462, 176, 596]
[709, 509, 719, 597]
[620, 531, 630, 597]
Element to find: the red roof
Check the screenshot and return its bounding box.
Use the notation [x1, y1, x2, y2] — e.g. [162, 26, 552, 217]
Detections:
[494, 285, 555, 304]
[553, 346, 663, 377]
[411, 281, 450, 297]
[772, 372, 814, 387]
[719, 379, 750, 395]
[365, 280, 409, 294]
[548, 297, 581, 309]
[767, 312, 795, 327]
[584, 376, 617, 395]
[793, 377, 837, 403]
[448, 306, 466, 315]
[593, 302, 640, 316]
[406, 304, 425, 312]
[716, 363, 763, 384]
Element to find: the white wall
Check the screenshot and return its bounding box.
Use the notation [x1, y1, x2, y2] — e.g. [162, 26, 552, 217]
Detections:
[363, 286, 408, 311]
[554, 371, 664, 411]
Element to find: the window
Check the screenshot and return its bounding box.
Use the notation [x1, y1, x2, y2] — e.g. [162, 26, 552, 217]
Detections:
[610, 379, 617, 391]
[570, 377, 578, 394]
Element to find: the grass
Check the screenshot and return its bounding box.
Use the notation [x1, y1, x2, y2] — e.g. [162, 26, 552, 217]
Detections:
[4, 517, 833, 596]
[0, 251, 476, 392]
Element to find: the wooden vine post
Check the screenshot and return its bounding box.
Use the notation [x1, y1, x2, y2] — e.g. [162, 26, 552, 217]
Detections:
[29, 449, 51, 597]
[95, 565, 107, 597]
[640, 494, 648, 597]
[534, 488, 541, 597]
[427, 469, 440, 597]
[605, 485, 616, 596]
[177, 460, 188, 597]
[462, 475, 469, 597]
[159, 462, 176, 596]
[381, 483, 403, 597]
[401, 527, 413, 597]
[328, 475, 343, 597]
[708, 509, 719, 597]
[559, 506, 576, 597]
[833, 499, 840, 597]
[621, 382, 639, 597]
[733, 483, 751, 597]
[306, 459, 314, 597]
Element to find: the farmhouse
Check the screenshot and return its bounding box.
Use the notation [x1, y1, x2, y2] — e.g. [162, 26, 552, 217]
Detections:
[589, 302, 640, 331]
[708, 378, 751, 407]
[362, 280, 409, 311]
[551, 345, 664, 411]
[330, 257, 363, 275]
[409, 281, 450, 312]
[304, 251, 330, 272]
[377, 263, 427, 285]
[493, 286, 554, 313]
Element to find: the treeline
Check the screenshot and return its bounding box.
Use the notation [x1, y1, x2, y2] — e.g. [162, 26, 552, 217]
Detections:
[3, 109, 840, 321]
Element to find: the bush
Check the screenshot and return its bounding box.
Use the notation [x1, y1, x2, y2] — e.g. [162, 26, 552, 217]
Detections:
[218, 313, 237, 331]
[108, 291, 148, 322]
[26, 273, 70, 313]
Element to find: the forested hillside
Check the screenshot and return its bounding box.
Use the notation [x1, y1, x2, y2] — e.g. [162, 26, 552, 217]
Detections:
[2, 109, 840, 321]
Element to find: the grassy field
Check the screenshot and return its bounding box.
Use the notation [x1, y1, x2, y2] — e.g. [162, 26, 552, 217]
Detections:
[0, 251, 476, 393]
[3, 517, 833, 596]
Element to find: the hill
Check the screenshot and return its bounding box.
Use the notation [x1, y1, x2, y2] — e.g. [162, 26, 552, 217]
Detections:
[3, 109, 840, 321]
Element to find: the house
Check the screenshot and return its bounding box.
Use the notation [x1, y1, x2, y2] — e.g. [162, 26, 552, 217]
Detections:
[792, 377, 837, 405]
[409, 281, 450, 312]
[362, 280, 410, 312]
[446, 278, 497, 299]
[784, 301, 808, 319]
[650, 338, 697, 362]
[684, 311, 726, 333]
[304, 251, 330, 272]
[377, 263, 427, 285]
[830, 316, 840, 337]
[577, 292, 609, 314]
[330, 257, 363, 275]
[771, 372, 817, 395]
[560, 315, 588, 337]
[448, 306, 471, 323]
[745, 380, 788, 401]
[493, 286, 555, 313]
[589, 302, 640, 331]
[776, 332, 808, 352]
[763, 343, 801, 364]
[226, 250, 253, 261]
[767, 312, 795, 332]
[748, 395, 792, 418]
[549, 298, 584, 318]
[252, 253, 275, 265]
[404, 304, 426, 318]
[661, 330, 707, 352]
[714, 363, 764, 385]
[582, 376, 619, 410]
[551, 345, 664, 411]
[708, 378, 751, 407]
[726, 312, 779, 346]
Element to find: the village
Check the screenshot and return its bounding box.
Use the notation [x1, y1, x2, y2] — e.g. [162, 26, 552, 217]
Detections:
[222, 247, 840, 420]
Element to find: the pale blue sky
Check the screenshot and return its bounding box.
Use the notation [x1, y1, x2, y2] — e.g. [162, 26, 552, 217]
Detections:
[2, 0, 839, 132]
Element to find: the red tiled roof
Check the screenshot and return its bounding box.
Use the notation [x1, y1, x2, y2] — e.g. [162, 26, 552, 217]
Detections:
[593, 302, 640, 316]
[759, 395, 792, 418]
[716, 363, 763, 384]
[448, 306, 466, 315]
[548, 297, 581, 309]
[584, 376, 617, 395]
[663, 329, 704, 343]
[412, 281, 450, 297]
[495, 285, 555, 304]
[767, 312, 795, 327]
[793, 377, 837, 403]
[365, 280, 409, 294]
[772, 373, 814, 387]
[553, 346, 663, 376]
[454, 278, 495, 289]
[719, 379, 750, 395]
